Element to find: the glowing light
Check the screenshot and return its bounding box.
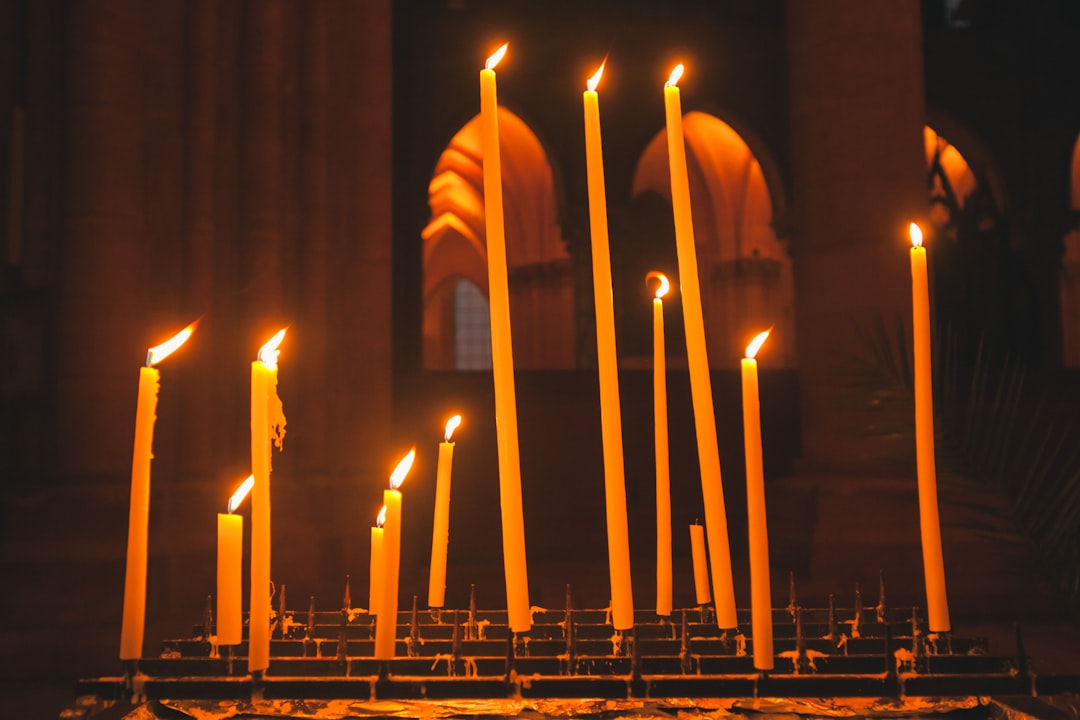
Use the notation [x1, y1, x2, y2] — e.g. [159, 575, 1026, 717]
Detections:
[389, 448, 416, 490]
[227, 475, 255, 514]
[257, 328, 287, 368]
[376, 505, 387, 528]
[485, 43, 508, 71]
[146, 321, 197, 367]
[646, 271, 670, 299]
[909, 222, 924, 248]
[587, 63, 605, 92]
[746, 329, 771, 360]
[444, 415, 462, 442]
[666, 63, 684, 88]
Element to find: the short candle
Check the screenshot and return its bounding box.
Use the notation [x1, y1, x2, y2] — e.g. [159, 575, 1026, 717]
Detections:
[217, 474, 253, 647]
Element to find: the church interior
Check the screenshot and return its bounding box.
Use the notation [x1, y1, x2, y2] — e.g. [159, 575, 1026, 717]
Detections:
[1, 0, 1079, 715]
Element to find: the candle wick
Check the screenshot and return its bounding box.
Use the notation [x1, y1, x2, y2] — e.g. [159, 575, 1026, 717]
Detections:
[145, 350, 152, 367]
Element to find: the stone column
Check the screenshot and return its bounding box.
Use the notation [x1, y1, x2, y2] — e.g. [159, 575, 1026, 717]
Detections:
[57, 1, 144, 478]
[786, 0, 927, 468]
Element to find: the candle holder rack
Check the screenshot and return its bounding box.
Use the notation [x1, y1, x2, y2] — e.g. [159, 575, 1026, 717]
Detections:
[75, 584, 1080, 707]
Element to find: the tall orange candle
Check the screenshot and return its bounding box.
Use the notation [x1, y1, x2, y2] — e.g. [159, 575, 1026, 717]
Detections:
[689, 522, 711, 606]
[663, 64, 737, 629]
[217, 474, 253, 647]
[369, 506, 385, 615]
[741, 330, 774, 671]
[249, 329, 287, 673]
[375, 449, 416, 660]
[120, 322, 195, 661]
[909, 223, 950, 633]
[648, 272, 672, 617]
[583, 62, 634, 631]
[479, 42, 531, 633]
[428, 415, 462, 608]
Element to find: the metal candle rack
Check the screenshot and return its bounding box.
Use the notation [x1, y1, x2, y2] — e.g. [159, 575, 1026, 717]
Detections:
[78, 578, 1080, 703]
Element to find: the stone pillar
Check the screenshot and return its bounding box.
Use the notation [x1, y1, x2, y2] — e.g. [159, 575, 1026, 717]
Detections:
[786, 0, 927, 468]
[57, 1, 145, 478]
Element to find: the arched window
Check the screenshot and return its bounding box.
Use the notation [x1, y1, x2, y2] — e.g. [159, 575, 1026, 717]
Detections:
[631, 111, 793, 367]
[453, 279, 492, 370]
[422, 109, 572, 370]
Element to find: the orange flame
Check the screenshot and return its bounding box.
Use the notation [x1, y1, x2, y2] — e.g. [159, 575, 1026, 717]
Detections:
[376, 505, 387, 528]
[146, 321, 197, 367]
[227, 474, 255, 514]
[746, 329, 772, 359]
[646, 271, 670, 299]
[587, 63, 605, 92]
[666, 63, 684, 88]
[389, 447, 416, 490]
[486, 43, 508, 71]
[444, 415, 462, 442]
[909, 222, 924, 248]
[257, 328, 287, 368]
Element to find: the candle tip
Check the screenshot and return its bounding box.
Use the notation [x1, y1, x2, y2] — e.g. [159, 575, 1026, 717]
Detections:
[587, 63, 605, 92]
[444, 414, 462, 442]
[257, 328, 287, 367]
[376, 504, 387, 528]
[146, 320, 198, 367]
[227, 474, 255, 514]
[486, 43, 508, 70]
[666, 63, 684, 88]
[646, 271, 670, 299]
[909, 222, 924, 248]
[389, 447, 417, 489]
[746, 328, 772, 359]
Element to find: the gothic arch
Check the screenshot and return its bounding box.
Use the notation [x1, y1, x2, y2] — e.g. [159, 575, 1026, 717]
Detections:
[631, 111, 795, 368]
[422, 108, 572, 370]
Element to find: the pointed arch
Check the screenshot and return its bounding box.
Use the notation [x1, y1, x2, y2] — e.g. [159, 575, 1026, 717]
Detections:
[422, 108, 572, 370]
[631, 111, 795, 368]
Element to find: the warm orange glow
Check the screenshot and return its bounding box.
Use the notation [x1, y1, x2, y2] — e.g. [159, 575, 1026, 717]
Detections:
[146, 321, 197, 367]
[227, 474, 255, 514]
[910, 222, 924, 248]
[646, 271, 670, 299]
[444, 415, 462, 442]
[389, 448, 416, 490]
[746, 329, 771, 359]
[376, 505, 387, 528]
[666, 63, 684, 88]
[257, 328, 287, 368]
[587, 63, 605, 92]
[485, 43, 508, 71]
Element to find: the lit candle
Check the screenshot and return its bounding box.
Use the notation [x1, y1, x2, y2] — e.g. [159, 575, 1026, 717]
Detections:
[741, 329, 774, 671]
[428, 414, 462, 608]
[369, 506, 386, 615]
[583, 62, 634, 631]
[648, 271, 672, 618]
[909, 223, 950, 633]
[689, 522, 711, 606]
[120, 321, 196, 661]
[375, 448, 416, 660]
[249, 329, 287, 673]
[479, 42, 531, 634]
[217, 474, 253, 647]
[663, 64, 737, 629]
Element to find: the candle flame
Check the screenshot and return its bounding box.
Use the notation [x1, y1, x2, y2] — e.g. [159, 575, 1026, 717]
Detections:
[909, 222, 924, 248]
[486, 43, 508, 71]
[587, 63, 605, 92]
[146, 321, 197, 366]
[646, 271, 670, 299]
[376, 505, 386, 528]
[746, 329, 772, 359]
[257, 328, 287, 368]
[389, 447, 416, 490]
[666, 63, 684, 88]
[227, 474, 255, 514]
[444, 414, 462, 442]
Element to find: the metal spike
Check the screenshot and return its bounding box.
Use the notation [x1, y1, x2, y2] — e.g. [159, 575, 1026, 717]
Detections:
[827, 593, 838, 640]
[408, 595, 419, 657]
[203, 594, 214, 641]
[278, 584, 288, 639]
[342, 575, 351, 612]
[679, 608, 692, 674]
[853, 581, 863, 627]
[787, 571, 797, 621]
[467, 583, 478, 640]
[306, 595, 316, 640]
[876, 570, 886, 623]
